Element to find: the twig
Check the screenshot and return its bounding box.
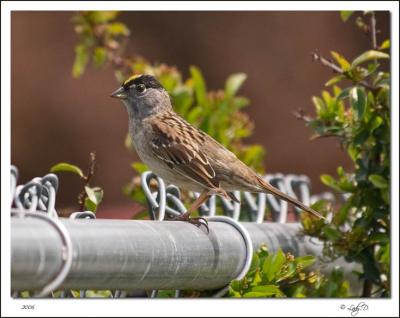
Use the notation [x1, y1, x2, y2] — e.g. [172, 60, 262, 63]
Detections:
[370, 12, 377, 50]
[86, 152, 96, 183]
[369, 12, 379, 69]
[294, 110, 346, 146]
[311, 51, 343, 74]
[310, 133, 341, 141]
[311, 51, 376, 91]
[362, 278, 373, 297]
[78, 152, 97, 211]
[293, 109, 313, 123]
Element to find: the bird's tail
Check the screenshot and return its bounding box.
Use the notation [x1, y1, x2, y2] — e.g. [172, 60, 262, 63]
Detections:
[256, 176, 326, 221]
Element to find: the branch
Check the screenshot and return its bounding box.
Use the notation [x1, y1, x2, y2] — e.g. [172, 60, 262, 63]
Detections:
[310, 133, 341, 141]
[86, 152, 96, 183]
[293, 109, 313, 123]
[369, 11, 379, 69]
[311, 51, 376, 91]
[370, 12, 377, 50]
[78, 152, 97, 211]
[311, 51, 343, 74]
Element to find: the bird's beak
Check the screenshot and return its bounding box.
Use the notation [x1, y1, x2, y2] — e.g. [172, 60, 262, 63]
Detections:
[110, 86, 128, 99]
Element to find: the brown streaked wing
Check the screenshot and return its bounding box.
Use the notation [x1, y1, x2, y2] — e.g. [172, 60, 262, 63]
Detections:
[149, 115, 219, 189]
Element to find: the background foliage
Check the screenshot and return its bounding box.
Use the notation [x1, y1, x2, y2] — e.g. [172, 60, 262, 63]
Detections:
[71, 11, 265, 209]
[298, 11, 390, 297]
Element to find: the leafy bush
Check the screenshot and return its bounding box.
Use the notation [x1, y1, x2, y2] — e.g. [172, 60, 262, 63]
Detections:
[229, 244, 348, 297]
[297, 11, 390, 297]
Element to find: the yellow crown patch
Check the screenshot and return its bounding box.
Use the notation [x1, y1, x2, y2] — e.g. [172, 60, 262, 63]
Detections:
[123, 74, 142, 86]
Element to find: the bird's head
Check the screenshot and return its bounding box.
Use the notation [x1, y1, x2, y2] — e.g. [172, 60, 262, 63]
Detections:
[111, 74, 172, 118]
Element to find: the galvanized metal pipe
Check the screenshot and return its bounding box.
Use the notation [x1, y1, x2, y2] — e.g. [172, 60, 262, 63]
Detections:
[11, 217, 359, 291]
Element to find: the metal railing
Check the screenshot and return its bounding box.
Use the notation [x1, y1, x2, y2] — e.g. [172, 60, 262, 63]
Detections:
[10, 166, 358, 297]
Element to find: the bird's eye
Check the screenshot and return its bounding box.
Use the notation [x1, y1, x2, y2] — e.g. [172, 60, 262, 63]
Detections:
[136, 84, 146, 93]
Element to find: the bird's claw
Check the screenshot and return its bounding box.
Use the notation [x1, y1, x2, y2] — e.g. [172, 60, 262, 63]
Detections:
[167, 213, 209, 233]
[188, 216, 209, 233]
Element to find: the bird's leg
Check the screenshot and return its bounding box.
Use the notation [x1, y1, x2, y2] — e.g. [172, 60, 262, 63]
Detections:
[169, 189, 210, 232]
[182, 189, 210, 218]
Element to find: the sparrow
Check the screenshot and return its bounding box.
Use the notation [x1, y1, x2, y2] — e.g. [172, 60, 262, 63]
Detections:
[111, 74, 325, 230]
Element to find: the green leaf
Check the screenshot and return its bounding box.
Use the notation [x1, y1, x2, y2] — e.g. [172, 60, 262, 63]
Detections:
[322, 226, 341, 241]
[336, 87, 351, 101]
[321, 90, 332, 105]
[262, 249, 286, 282]
[106, 22, 130, 36]
[131, 162, 148, 174]
[72, 44, 89, 78]
[320, 174, 341, 192]
[353, 128, 369, 145]
[331, 51, 351, 71]
[312, 96, 325, 114]
[320, 174, 334, 186]
[252, 269, 263, 286]
[228, 288, 242, 298]
[381, 188, 389, 204]
[292, 287, 306, 298]
[368, 174, 388, 189]
[247, 285, 281, 296]
[270, 249, 286, 280]
[379, 39, 390, 50]
[85, 290, 112, 298]
[85, 186, 97, 203]
[337, 166, 344, 177]
[70, 290, 81, 298]
[369, 233, 389, 244]
[189, 66, 207, 106]
[257, 244, 269, 258]
[85, 186, 103, 205]
[230, 279, 242, 292]
[84, 197, 97, 212]
[338, 179, 356, 193]
[261, 254, 274, 281]
[310, 199, 329, 215]
[20, 291, 30, 298]
[249, 254, 260, 273]
[187, 106, 203, 124]
[294, 255, 316, 269]
[171, 89, 193, 115]
[225, 73, 247, 98]
[92, 187, 104, 204]
[93, 47, 107, 68]
[370, 116, 383, 133]
[84, 186, 103, 212]
[335, 197, 353, 225]
[90, 11, 118, 23]
[340, 11, 354, 22]
[325, 75, 346, 87]
[242, 145, 265, 168]
[242, 291, 270, 298]
[156, 290, 176, 298]
[50, 162, 84, 178]
[351, 50, 389, 68]
[350, 87, 366, 119]
[232, 96, 249, 109]
[347, 143, 359, 161]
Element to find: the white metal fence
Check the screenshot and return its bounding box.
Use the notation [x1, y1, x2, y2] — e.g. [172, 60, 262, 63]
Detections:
[10, 166, 359, 298]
